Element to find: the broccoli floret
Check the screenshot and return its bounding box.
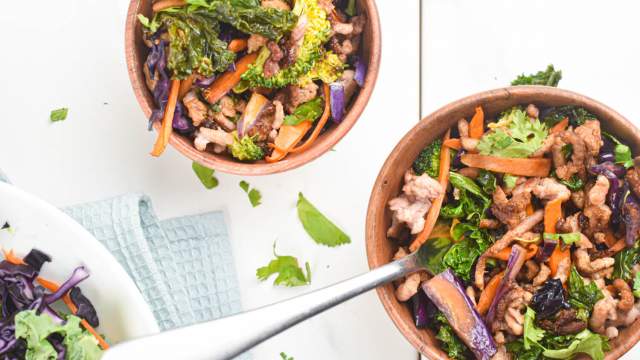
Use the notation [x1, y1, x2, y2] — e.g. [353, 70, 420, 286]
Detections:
[241, 0, 331, 88]
[229, 133, 264, 161]
[298, 51, 345, 86]
[413, 139, 442, 178]
[511, 64, 562, 87]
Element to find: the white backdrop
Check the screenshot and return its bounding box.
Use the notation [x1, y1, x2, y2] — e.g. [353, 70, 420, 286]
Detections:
[0, 0, 419, 359]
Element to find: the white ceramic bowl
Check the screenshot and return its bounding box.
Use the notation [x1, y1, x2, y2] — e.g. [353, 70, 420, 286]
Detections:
[0, 182, 158, 343]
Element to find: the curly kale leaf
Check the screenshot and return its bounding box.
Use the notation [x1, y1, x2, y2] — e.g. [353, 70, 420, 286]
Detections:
[433, 313, 472, 360]
[241, 0, 331, 88]
[613, 243, 640, 281]
[157, 10, 236, 79]
[512, 64, 562, 87]
[441, 172, 491, 224]
[542, 105, 596, 128]
[185, 0, 297, 39]
[412, 139, 442, 178]
[477, 107, 548, 158]
[568, 266, 604, 314]
[443, 222, 493, 281]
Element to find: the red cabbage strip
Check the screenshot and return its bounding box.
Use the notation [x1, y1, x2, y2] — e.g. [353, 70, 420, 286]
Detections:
[422, 269, 496, 360]
[43, 266, 89, 305]
[485, 245, 527, 325]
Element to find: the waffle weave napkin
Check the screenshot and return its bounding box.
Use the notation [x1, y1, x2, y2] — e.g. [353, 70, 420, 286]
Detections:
[0, 172, 245, 345]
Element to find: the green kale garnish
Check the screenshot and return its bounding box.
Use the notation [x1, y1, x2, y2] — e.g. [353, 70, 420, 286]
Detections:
[185, 0, 297, 40]
[412, 139, 442, 178]
[433, 313, 472, 360]
[441, 172, 491, 224]
[156, 9, 236, 79]
[613, 243, 640, 281]
[241, 0, 331, 88]
[477, 107, 548, 158]
[443, 223, 492, 281]
[542, 105, 596, 128]
[476, 170, 497, 194]
[511, 64, 562, 87]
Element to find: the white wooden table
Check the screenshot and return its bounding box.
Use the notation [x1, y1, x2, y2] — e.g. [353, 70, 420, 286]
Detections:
[0, 0, 419, 359]
[1, 0, 639, 359]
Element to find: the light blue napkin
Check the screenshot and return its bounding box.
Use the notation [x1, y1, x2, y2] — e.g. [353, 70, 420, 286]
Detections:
[0, 171, 245, 335]
[63, 194, 243, 331]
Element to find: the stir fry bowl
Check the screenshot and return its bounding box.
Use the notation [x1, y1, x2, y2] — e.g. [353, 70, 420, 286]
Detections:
[365, 86, 640, 359]
[125, 0, 381, 175]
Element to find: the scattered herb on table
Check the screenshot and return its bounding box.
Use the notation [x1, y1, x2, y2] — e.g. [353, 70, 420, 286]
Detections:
[280, 352, 294, 360]
[50, 108, 68, 122]
[239, 181, 262, 207]
[511, 64, 562, 87]
[192, 162, 219, 189]
[256, 243, 311, 287]
[297, 192, 350, 247]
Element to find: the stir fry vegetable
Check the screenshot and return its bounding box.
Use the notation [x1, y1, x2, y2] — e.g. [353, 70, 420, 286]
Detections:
[386, 67, 640, 359]
[139, 0, 367, 162]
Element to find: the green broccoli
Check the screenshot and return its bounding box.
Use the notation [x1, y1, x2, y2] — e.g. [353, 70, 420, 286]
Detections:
[413, 139, 442, 178]
[298, 51, 345, 86]
[229, 132, 264, 161]
[241, 0, 332, 88]
[511, 64, 562, 87]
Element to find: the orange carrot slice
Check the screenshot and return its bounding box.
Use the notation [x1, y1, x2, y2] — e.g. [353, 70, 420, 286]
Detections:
[204, 53, 258, 104]
[289, 83, 331, 154]
[443, 138, 462, 150]
[550, 118, 569, 134]
[409, 130, 451, 252]
[469, 106, 485, 139]
[461, 153, 551, 177]
[150, 79, 180, 157]
[228, 39, 248, 53]
[477, 271, 504, 315]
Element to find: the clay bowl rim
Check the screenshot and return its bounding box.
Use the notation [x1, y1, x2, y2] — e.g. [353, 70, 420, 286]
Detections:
[365, 86, 640, 360]
[124, 0, 381, 176]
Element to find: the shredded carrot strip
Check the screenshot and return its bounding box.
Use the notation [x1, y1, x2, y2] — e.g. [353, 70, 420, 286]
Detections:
[550, 118, 569, 134]
[609, 239, 626, 254]
[461, 153, 552, 177]
[3, 249, 25, 265]
[265, 122, 313, 162]
[289, 83, 331, 154]
[443, 138, 462, 150]
[228, 39, 248, 53]
[544, 198, 570, 280]
[204, 53, 258, 104]
[526, 202, 534, 216]
[493, 244, 538, 261]
[468, 106, 485, 139]
[409, 130, 451, 252]
[37, 276, 109, 349]
[178, 75, 195, 100]
[477, 271, 504, 315]
[152, 0, 186, 12]
[150, 79, 180, 157]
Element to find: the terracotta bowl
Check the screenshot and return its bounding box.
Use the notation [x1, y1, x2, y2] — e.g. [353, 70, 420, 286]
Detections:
[365, 86, 640, 359]
[125, 0, 381, 175]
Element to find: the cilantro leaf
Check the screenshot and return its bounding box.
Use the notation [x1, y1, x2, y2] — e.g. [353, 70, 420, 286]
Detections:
[192, 162, 219, 189]
[603, 132, 635, 168]
[282, 97, 324, 126]
[512, 64, 562, 87]
[280, 352, 294, 360]
[613, 244, 640, 280]
[634, 272, 640, 298]
[524, 307, 546, 350]
[137, 14, 160, 32]
[239, 181, 262, 207]
[50, 108, 68, 122]
[256, 243, 310, 287]
[297, 193, 350, 247]
[477, 108, 548, 158]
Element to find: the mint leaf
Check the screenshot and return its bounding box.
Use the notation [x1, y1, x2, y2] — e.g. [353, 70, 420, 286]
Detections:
[282, 97, 324, 126]
[192, 162, 219, 189]
[50, 108, 68, 122]
[297, 193, 350, 247]
[256, 243, 310, 287]
[239, 181, 261, 207]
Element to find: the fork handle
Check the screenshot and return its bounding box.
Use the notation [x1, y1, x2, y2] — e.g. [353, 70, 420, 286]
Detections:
[102, 254, 418, 360]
